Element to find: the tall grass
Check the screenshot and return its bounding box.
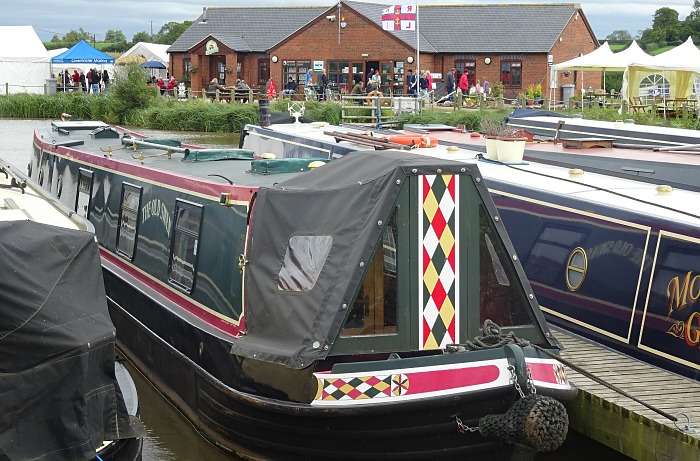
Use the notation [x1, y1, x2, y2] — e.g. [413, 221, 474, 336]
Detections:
[2, 91, 699, 133]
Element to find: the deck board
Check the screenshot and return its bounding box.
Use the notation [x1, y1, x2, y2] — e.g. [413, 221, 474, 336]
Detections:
[552, 327, 700, 460]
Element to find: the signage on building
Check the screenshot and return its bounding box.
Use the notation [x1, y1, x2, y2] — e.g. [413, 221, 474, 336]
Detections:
[206, 40, 219, 55]
[313, 61, 324, 72]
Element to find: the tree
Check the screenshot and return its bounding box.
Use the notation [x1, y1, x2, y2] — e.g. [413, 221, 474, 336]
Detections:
[605, 30, 632, 41]
[104, 29, 126, 43]
[153, 21, 192, 45]
[62, 28, 92, 46]
[132, 31, 152, 43]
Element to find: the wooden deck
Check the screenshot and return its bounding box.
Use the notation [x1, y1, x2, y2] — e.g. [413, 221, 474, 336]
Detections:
[554, 327, 700, 460]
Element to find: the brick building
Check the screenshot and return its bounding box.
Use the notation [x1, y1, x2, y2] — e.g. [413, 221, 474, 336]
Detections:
[167, 2, 600, 100]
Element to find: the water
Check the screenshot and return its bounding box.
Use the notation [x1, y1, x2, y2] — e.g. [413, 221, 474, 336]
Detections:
[0, 118, 631, 461]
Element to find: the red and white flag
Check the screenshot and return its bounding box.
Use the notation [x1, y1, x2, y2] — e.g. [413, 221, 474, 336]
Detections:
[382, 4, 417, 31]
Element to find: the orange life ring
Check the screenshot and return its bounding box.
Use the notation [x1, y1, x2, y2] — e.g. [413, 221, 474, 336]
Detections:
[386, 134, 438, 148]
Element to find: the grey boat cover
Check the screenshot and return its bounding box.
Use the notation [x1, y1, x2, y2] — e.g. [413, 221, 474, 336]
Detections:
[0, 220, 141, 461]
[232, 150, 477, 369]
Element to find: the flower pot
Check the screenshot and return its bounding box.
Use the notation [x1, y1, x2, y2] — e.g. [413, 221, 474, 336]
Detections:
[483, 135, 498, 160]
[495, 137, 527, 163]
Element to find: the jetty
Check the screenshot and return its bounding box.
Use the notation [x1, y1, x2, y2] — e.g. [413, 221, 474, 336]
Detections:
[556, 327, 700, 460]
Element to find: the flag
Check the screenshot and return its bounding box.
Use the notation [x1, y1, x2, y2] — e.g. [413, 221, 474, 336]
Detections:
[382, 4, 417, 31]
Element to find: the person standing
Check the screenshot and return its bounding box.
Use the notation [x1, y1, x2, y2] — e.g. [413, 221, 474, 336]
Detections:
[72, 69, 80, 91]
[458, 70, 469, 96]
[305, 68, 313, 87]
[79, 71, 86, 92]
[406, 69, 417, 97]
[86, 69, 92, 94]
[63, 69, 71, 92]
[320, 68, 329, 101]
[102, 70, 110, 92]
[445, 68, 455, 101]
[91, 68, 101, 94]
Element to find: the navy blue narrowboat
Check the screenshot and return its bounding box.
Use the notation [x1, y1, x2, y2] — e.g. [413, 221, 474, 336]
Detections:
[31, 120, 576, 460]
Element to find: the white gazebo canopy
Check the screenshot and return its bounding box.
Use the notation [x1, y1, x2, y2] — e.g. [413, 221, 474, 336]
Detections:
[622, 37, 700, 104]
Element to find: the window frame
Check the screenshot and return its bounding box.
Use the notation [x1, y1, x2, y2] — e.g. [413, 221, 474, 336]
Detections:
[500, 59, 522, 88]
[167, 199, 204, 294]
[116, 182, 143, 261]
[282, 59, 311, 87]
[75, 168, 93, 219]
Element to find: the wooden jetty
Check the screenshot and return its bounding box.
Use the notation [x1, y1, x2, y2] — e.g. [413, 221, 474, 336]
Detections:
[555, 327, 700, 460]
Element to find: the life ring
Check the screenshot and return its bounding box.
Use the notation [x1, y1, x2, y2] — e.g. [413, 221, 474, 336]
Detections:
[386, 134, 438, 148]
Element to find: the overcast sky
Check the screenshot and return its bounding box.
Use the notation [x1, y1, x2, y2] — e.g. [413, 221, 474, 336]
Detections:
[2, 0, 693, 43]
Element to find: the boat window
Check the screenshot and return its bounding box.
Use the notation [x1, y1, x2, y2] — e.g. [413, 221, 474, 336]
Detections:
[75, 168, 93, 219]
[479, 205, 532, 327]
[116, 183, 142, 260]
[277, 235, 333, 292]
[341, 209, 398, 337]
[168, 200, 203, 293]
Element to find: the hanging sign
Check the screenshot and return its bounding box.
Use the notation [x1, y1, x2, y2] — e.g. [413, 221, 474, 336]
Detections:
[313, 61, 324, 72]
[205, 40, 219, 55]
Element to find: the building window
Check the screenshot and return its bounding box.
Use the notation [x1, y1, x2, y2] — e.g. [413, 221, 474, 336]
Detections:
[392, 61, 404, 95]
[183, 59, 191, 74]
[75, 168, 93, 219]
[168, 200, 203, 293]
[501, 60, 522, 87]
[455, 59, 476, 87]
[282, 60, 311, 86]
[328, 60, 350, 92]
[117, 183, 142, 260]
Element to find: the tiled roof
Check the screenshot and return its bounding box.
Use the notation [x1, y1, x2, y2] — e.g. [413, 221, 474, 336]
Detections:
[168, 6, 329, 53]
[169, 2, 581, 54]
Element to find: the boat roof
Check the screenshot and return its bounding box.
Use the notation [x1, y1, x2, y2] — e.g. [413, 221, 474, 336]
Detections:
[0, 156, 89, 230]
[39, 121, 314, 189]
[245, 122, 700, 228]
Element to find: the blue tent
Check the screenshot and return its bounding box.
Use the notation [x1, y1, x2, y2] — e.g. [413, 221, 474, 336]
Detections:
[51, 40, 114, 64]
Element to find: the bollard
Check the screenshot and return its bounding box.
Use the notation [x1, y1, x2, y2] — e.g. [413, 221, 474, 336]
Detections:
[259, 96, 271, 127]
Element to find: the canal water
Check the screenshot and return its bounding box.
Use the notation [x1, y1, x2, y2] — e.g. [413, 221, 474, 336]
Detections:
[0, 118, 631, 461]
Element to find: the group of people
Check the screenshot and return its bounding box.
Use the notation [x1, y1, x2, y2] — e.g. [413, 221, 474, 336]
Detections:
[54, 68, 109, 93]
[405, 69, 434, 98]
[154, 76, 179, 97]
[445, 67, 491, 102]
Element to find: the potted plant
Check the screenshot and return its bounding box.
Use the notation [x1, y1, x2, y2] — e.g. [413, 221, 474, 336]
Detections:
[526, 84, 536, 106]
[534, 83, 543, 102]
[480, 119, 503, 160]
[496, 127, 528, 163]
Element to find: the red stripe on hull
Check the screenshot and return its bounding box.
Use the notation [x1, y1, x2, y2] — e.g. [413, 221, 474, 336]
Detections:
[100, 245, 242, 338]
[407, 365, 500, 394]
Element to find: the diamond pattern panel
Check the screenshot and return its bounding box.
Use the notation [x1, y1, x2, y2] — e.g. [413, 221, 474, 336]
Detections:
[420, 175, 459, 350]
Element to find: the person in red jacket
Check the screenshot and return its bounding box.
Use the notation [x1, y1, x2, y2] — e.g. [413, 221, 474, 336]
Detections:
[166, 76, 177, 96]
[458, 71, 470, 96]
[72, 70, 80, 91]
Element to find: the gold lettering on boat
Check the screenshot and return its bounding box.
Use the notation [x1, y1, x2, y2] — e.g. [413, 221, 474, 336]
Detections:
[666, 271, 700, 318]
[685, 311, 700, 347]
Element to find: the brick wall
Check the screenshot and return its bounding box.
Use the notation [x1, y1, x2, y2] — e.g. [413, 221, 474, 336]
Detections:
[169, 5, 599, 101]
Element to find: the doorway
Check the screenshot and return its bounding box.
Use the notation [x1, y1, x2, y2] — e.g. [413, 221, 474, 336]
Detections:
[365, 60, 379, 86]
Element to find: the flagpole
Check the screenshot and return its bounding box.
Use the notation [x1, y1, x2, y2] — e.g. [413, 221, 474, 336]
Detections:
[416, 2, 420, 87]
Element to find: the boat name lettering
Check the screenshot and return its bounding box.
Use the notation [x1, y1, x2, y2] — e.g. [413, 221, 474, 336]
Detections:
[141, 199, 172, 237]
[684, 312, 700, 347]
[666, 271, 700, 319]
[587, 240, 646, 268]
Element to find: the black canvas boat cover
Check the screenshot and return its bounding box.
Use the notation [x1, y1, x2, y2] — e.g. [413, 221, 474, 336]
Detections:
[232, 150, 479, 369]
[0, 220, 140, 461]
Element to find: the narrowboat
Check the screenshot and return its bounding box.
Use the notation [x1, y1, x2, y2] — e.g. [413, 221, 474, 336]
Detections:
[0, 157, 143, 461]
[240, 120, 700, 383]
[31, 120, 576, 460]
[503, 110, 700, 190]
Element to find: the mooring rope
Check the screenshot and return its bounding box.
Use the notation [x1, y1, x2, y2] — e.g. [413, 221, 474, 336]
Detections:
[448, 320, 679, 423]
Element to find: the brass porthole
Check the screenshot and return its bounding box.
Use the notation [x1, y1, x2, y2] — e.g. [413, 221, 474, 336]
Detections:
[566, 247, 587, 292]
